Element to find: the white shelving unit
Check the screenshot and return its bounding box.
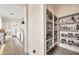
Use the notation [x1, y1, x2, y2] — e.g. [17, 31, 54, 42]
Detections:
[46, 9, 53, 52]
[54, 15, 58, 45]
[46, 9, 58, 54]
[59, 13, 79, 53]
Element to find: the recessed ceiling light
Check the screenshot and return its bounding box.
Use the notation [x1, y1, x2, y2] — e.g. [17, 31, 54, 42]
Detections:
[10, 13, 14, 15]
[19, 17, 24, 20]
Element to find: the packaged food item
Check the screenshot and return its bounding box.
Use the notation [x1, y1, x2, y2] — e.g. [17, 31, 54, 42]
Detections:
[67, 33, 73, 37]
[74, 33, 79, 38]
[67, 40, 74, 46]
[71, 16, 75, 22]
[61, 39, 66, 44]
[76, 24, 79, 30]
[74, 15, 79, 22]
[74, 42, 79, 47]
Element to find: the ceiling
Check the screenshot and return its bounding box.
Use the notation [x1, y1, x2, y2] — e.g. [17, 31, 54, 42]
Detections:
[0, 4, 26, 21]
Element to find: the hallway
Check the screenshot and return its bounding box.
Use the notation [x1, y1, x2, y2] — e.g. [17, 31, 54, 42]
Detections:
[0, 37, 25, 55]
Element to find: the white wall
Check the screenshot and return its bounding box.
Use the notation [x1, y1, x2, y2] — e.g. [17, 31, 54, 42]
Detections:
[23, 5, 28, 53]
[0, 18, 2, 29]
[28, 4, 45, 55]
